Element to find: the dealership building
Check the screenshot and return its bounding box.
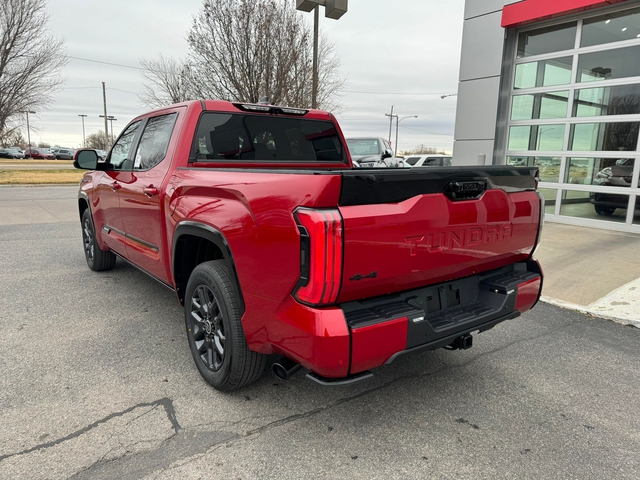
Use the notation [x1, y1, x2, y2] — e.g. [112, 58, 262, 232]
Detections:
[453, 0, 640, 233]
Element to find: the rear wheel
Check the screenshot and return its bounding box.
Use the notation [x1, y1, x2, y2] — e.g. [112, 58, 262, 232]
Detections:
[594, 205, 616, 216]
[81, 209, 116, 271]
[185, 260, 266, 391]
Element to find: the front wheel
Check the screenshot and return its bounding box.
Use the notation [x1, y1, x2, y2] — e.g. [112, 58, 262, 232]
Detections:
[185, 260, 266, 391]
[81, 209, 116, 271]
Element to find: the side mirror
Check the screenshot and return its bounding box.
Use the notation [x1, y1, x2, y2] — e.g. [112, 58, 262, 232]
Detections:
[74, 149, 99, 170]
[381, 149, 393, 160]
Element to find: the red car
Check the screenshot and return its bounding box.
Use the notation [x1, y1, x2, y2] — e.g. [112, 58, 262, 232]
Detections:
[73, 100, 544, 391]
[24, 148, 55, 159]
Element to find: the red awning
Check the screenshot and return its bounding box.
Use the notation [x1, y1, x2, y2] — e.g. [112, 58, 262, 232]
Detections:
[502, 0, 629, 28]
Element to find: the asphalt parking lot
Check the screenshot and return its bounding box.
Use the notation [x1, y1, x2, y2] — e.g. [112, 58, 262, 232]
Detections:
[1, 186, 639, 479]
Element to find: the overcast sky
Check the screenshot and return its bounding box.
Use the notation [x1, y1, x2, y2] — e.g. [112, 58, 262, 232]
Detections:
[34, 0, 464, 153]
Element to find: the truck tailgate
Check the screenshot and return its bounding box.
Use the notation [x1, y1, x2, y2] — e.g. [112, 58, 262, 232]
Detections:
[337, 167, 540, 303]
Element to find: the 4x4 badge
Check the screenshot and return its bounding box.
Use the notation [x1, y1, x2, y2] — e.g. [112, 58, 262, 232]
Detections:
[350, 271, 377, 281]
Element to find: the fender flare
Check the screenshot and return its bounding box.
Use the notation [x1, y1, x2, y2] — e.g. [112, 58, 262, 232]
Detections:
[172, 221, 245, 313]
[78, 191, 91, 222]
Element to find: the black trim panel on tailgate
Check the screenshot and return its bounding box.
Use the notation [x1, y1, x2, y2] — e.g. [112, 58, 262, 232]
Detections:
[339, 166, 538, 206]
[341, 262, 541, 350]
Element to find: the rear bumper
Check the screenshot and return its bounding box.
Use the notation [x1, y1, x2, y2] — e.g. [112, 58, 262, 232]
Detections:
[345, 259, 542, 375]
[243, 260, 542, 379]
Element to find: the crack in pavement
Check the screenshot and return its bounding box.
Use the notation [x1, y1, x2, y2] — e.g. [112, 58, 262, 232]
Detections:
[2, 319, 580, 478]
[0, 397, 181, 463]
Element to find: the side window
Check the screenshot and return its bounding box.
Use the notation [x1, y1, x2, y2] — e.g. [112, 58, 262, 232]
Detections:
[109, 121, 141, 169]
[405, 157, 420, 166]
[133, 113, 178, 170]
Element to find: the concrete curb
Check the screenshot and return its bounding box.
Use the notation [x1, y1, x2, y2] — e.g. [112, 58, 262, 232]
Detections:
[542, 276, 640, 329]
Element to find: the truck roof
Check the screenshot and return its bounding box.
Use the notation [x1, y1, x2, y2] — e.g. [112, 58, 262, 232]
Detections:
[136, 100, 334, 122]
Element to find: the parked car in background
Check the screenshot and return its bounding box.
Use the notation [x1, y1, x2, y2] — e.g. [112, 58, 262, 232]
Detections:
[53, 148, 76, 160]
[590, 158, 639, 216]
[0, 148, 21, 159]
[404, 154, 453, 167]
[7, 147, 24, 159]
[24, 148, 55, 159]
[346, 137, 402, 168]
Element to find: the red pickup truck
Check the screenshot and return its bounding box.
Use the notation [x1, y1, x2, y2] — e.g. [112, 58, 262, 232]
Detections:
[74, 100, 543, 391]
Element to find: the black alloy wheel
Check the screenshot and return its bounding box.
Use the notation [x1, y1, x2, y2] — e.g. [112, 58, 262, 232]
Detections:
[189, 285, 226, 372]
[184, 260, 266, 391]
[81, 209, 116, 271]
[82, 213, 95, 267]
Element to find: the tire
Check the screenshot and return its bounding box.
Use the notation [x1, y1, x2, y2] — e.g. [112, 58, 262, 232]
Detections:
[594, 205, 615, 216]
[185, 260, 266, 391]
[81, 209, 116, 271]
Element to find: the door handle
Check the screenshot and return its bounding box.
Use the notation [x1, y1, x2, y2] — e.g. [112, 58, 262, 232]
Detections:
[111, 181, 121, 191]
[143, 186, 159, 197]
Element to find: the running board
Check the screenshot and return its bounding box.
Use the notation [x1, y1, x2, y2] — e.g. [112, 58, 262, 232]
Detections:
[306, 370, 373, 386]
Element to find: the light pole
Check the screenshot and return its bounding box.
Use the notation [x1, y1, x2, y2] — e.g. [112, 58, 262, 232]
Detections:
[385, 106, 395, 144]
[24, 111, 36, 156]
[395, 115, 418, 157]
[99, 115, 117, 148]
[108, 117, 117, 145]
[78, 114, 87, 147]
[296, 0, 348, 109]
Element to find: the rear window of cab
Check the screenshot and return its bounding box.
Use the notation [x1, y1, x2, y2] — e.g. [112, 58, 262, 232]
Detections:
[192, 113, 346, 163]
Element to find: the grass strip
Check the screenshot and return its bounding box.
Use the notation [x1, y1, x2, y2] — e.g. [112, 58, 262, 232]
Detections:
[0, 159, 73, 165]
[0, 169, 84, 185]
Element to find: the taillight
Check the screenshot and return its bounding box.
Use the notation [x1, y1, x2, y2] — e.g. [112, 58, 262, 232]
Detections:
[294, 208, 343, 305]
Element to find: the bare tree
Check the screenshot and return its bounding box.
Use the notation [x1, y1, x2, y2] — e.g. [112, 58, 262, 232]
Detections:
[85, 131, 109, 150]
[0, 0, 66, 144]
[138, 55, 195, 108]
[0, 131, 26, 148]
[183, 0, 344, 110]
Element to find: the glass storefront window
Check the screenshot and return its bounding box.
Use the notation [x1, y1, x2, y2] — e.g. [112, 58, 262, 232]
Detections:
[577, 45, 640, 82]
[509, 8, 640, 231]
[511, 91, 569, 120]
[517, 22, 577, 58]
[569, 122, 640, 151]
[508, 126, 531, 150]
[535, 157, 562, 182]
[538, 188, 558, 215]
[560, 189, 629, 223]
[573, 84, 640, 117]
[537, 125, 565, 150]
[508, 125, 565, 151]
[514, 57, 573, 89]
[507, 156, 531, 166]
[581, 7, 640, 48]
[505, 157, 561, 182]
[565, 158, 635, 186]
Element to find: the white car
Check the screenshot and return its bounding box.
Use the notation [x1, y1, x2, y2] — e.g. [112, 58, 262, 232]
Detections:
[346, 137, 405, 168]
[404, 154, 452, 167]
